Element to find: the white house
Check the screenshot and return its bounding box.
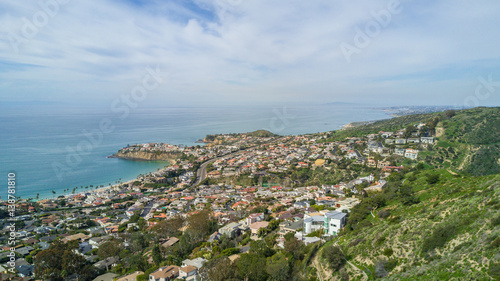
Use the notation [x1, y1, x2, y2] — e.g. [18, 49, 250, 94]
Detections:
[324, 211, 347, 235]
[421, 137, 434, 144]
[394, 148, 406, 156]
[404, 149, 419, 160]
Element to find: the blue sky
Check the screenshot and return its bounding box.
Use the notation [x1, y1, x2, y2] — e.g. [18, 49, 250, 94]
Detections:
[1, 0, 500, 107]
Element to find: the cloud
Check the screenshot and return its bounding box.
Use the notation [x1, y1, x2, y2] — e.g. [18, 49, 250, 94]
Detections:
[0, 0, 499, 107]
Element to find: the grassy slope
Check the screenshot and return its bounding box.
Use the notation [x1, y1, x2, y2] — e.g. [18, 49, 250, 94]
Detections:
[337, 171, 500, 280]
[322, 107, 500, 280]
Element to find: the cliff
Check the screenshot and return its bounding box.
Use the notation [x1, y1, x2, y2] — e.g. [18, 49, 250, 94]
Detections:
[113, 150, 181, 162]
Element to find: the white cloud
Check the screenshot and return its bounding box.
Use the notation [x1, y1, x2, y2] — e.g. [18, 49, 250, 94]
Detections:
[0, 0, 499, 106]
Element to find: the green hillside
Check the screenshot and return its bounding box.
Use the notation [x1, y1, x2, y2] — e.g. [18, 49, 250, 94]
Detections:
[328, 107, 500, 177]
[321, 107, 500, 280]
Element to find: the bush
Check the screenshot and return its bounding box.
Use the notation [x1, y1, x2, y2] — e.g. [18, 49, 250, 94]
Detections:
[383, 248, 393, 257]
[490, 237, 500, 249]
[491, 213, 500, 226]
[421, 224, 457, 253]
[322, 245, 345, 272]
[221, 248, 240, 256]
[426, 174, 440, 184]
[385, 259, 398, 272]
[489, 261, 500, 280]
[375, 236, 386, 246]
[378, 210, 391, 219]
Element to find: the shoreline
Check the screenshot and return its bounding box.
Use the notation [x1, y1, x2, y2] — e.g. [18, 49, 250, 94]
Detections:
[17, 109, 397, 202]
[31, 164, 172, 203]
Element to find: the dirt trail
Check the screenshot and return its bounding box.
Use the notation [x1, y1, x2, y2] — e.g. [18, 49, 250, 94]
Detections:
[311, 247, 331, 281]
[310, 241, 368, 281]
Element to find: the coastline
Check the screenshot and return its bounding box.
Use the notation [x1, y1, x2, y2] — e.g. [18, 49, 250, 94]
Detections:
[33, 163, 172, 202]
[8, 106, 396, 201]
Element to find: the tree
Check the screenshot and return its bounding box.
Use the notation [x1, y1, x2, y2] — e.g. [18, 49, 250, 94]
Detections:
[199, 257, 239, 281]
[97, 240, 120, 260]
[152, 245, 162, 266]
[151, 215, 184, 239]
[426, 173, 440, 184]
[250, 240, 275, 257]
[322, 245, 346, 272]
[284, 236, 305, 261]
[266, 252, 290, 281]
[237, 253, 268, 281]
[35, 240, 96, 280]
[187, 208, 215, 242]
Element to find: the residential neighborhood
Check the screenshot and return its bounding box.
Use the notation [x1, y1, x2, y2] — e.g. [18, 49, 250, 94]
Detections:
[0, 125, 435, 280]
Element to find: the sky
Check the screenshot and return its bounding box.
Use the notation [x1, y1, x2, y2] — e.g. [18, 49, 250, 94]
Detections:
[1, 0, 500, 108]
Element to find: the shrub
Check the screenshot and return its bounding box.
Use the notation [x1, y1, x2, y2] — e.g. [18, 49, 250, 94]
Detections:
[490, 237, 500, 249]
[322, 245, 345, 272]
[489, 261, 500, 280]
[426, 174, 440, 184]
[385, 259, 398, 272]
[349, 238, 364, 247]
[421, 224, 457, 253]
[383, 248, 393, 257]
[491, 213, 500, 226]
[221, 247, 240, 256]
[378, 210, 391, 219]
[375, 236, 386, 246]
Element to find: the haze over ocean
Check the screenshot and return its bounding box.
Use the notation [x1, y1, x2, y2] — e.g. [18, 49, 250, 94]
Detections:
[1, 104, 391, 200]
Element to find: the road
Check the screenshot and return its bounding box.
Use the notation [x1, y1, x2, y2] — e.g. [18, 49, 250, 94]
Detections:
[140, 202, 154, 218]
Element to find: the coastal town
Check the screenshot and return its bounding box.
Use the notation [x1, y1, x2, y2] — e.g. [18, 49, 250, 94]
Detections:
[0, 123, 435, 280]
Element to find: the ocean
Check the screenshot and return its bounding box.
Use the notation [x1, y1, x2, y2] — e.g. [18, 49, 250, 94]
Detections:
[0, 104, 392, 200]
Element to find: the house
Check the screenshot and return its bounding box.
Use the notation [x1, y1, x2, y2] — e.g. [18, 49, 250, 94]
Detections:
[278, 219, 304, 239]
[365, 180, 387, 192]
[181, 257, 207, 269]
[179, 265, 198, 279]
[314, 159, 326, 166]
[302, 236, 321, 245]
[116, 271, 144, 281]
[249, 221, 269, 239]
[394, 148, 406, 156]
[219, 222, 241, 238]
[92, 273, 118, 281]
[303, 215, 324, 235]
[246, 213, 264, 225]
[395, 138, 407, 144]
[293, 201, 310, 209]
[15, 246, 34, 257]
[62, 233, 90, 243]
[324, 211, 347, 235]
[421, 137, 434, 144]
[385, 139, 395, 144]
[16, 264, 34, 277]
[93, 256, 118, 271]
[207, 231, 222, 243]
[335, 197, 361, 212]
[149, 266, 180, 281]
[161, 237, 179, 248]
[404, 149, 419, 160]
[345, 150, 359, 159]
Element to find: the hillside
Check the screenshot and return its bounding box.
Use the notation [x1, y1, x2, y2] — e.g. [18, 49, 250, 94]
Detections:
[318, 107, 500, 280]
[329, 107, 500, 177]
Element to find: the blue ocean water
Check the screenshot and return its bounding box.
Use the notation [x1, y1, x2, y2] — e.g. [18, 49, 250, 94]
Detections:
[0, 105, 391, 200]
